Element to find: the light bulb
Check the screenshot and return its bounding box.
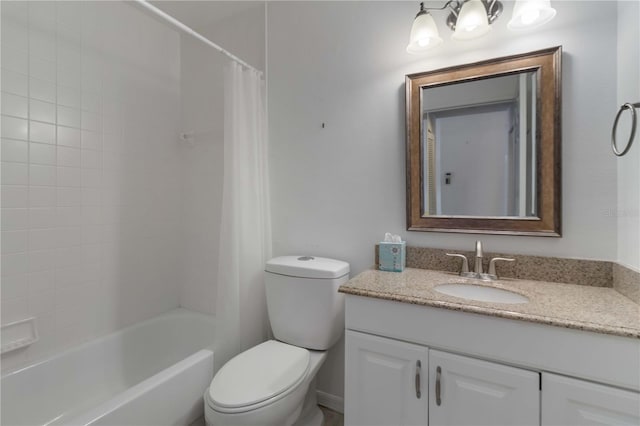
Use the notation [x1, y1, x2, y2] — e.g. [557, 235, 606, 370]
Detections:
[508, 0, 556, 30]
[407, 7, 443, 54]
[452, 0, 491, 41]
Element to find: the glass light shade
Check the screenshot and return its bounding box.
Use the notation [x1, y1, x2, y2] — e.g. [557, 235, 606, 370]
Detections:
[508, 0, 556, 30]
[407, 12, 443, 54]
[452, 0, 491, 40]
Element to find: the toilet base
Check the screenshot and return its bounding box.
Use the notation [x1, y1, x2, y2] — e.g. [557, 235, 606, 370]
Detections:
[293, 377, 323, 426]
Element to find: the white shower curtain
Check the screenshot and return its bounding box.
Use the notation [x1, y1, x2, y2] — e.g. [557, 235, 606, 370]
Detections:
[216, 61, 272, 367]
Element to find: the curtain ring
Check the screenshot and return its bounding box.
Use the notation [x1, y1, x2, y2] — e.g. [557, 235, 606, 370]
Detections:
[611, 102, 639, 157]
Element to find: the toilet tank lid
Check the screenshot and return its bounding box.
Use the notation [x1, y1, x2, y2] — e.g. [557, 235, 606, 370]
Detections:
[265, 256, 350, 279]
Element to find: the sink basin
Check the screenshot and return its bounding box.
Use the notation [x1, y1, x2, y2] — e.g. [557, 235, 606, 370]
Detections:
[434, 283, 529, 304]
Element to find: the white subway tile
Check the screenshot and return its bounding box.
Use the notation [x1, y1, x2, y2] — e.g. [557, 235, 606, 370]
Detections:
[29, 186, 56, 208]
[103, 114, 122, 135]
[57, 45, 81, 69]
[28, 270, 55, 295]
[29, 31, 56, 63]
[28, 291, 54, 316]
[2, 185, 29, 208]
[56, 146, 81, 167]
[1, 92, 28, 118]
[29, 57, 56, 83]
[57, 63, 81, 89]
[55, 265, 84, 288]
[30, 99, 56, 124]
[30, 142, 57, 165]
[28, 249, 56, 272]
[57, 187, 81, 206]
[2, 138, 28, 162]
[29, 228, 59, 251]
[81, 169, 101, 188]
[1, 45, 29, 75]
[56, 227, 81, 247]
[81, 188, 100, 206]
[1, 162, 28, 185]
[57, 126, 81, 148]
[81, 225, 103, 245]
[1, 273, 29, 300]
[29, 164, 56, 186]
[57, 85, 81, 108]
[56, 206, 81, 227]
[1, 115, 28, 140]
[30, 77, 56, 103]
[2, 230, 28, 254]
[29, 208, 57, 229]
[1, 69, 28, 97]
[29, 121, 56, 144]
[1, 21, 28, 51]
[82, 205, 102, 226]
[81, 130, 102, 151]
[56, 166, 81, 187]
[1, 296, 29, 323]
[1, 253, 28, 276]
[57, 106, 81, 128]
[1, 208, 29, 230]
[81, 245, 101, 265]
[29, 1, 56, 31]
[2, 1, 28, 25]
[55, 246, 82, 268]
[81, 111, 102, 132]
[81, 150, 102, 169]
[81, 91, 101, 113]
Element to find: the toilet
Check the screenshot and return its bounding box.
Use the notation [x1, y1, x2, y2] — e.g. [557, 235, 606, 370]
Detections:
[204, 256, 350, 426]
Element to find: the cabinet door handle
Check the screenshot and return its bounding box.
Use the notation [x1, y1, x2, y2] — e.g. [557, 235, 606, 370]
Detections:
[436, 366, 442, 406]
[415, 360, 421, 399]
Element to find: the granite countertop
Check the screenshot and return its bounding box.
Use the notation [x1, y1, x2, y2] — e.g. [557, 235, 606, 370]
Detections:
[339, 268, 640, 339]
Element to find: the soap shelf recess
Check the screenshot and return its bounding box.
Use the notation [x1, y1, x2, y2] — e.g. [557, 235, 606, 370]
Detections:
[1, 317, 39, 355]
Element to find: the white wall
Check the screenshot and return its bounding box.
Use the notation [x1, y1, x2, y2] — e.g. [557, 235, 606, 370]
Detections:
[268, 0, 620, 401]
[1, 1, 182, 372]
[616, 0, 640, 271]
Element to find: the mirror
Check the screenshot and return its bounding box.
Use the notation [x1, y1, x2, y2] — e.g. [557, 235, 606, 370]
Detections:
[406, 47, 561, 236]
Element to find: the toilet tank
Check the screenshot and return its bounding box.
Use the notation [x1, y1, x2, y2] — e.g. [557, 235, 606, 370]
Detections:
[265, 256, 350, 351]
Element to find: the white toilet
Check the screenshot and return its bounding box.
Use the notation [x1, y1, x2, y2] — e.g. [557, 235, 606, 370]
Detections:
[204, 256, 350, 426]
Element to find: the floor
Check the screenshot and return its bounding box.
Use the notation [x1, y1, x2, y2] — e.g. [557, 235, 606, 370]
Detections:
[190, 406, 343, 426]
[320, 405, 344, 426]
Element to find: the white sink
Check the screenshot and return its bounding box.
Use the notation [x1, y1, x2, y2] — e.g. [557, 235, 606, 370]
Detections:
[434, 283, 529, 304]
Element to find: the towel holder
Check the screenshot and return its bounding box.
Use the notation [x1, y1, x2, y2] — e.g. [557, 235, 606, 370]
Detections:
[611, 102, 640, 157]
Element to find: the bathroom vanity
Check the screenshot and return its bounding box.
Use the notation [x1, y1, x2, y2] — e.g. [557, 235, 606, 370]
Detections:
[340, 268, 640, 426]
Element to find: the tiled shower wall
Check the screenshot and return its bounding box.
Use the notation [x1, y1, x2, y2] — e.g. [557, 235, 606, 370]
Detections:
[1, 1, 183, 372]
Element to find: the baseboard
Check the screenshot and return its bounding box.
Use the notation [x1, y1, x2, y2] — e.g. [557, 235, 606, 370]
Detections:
[316, 390, 344, 414]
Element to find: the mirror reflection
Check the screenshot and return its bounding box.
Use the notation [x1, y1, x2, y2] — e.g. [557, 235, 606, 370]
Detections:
[421, 71, 538, 218]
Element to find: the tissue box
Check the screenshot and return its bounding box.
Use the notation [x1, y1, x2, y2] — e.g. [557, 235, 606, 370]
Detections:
[379, 242, 406, 272]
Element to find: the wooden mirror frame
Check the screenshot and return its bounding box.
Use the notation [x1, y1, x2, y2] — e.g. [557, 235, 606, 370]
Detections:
[405, 46, 562, 236]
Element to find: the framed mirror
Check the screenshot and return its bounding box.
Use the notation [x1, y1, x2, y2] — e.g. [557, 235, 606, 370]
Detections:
[405, 47, 561, 236]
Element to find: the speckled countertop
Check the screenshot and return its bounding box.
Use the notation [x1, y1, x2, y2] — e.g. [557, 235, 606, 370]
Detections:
[339, 268, 640, 339]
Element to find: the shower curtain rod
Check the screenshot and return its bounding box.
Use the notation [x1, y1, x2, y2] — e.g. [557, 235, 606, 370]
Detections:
[133, 0, 262, 75]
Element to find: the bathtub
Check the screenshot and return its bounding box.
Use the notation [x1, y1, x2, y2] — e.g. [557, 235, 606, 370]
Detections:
[1, 308, 216, 426]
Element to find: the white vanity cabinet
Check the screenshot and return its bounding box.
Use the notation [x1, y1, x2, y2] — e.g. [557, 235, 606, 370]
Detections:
[345, 331, 428, 426]
[542, 373, 640, 425]
[345, 330, 540, 426]
[344, 294, 640, 426]
[429, 349, 539, 426]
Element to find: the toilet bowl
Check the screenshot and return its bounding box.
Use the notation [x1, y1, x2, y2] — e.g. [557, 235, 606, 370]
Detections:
[204, 341, 327, 426]
[204, 256, 349, 426]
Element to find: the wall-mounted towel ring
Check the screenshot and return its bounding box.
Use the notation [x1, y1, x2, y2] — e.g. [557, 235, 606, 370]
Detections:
[611, 102, 640, 157]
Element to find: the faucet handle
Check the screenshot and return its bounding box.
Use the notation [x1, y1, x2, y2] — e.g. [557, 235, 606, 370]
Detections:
[488, 257, 515, 278]
[446, 253, 470, 274]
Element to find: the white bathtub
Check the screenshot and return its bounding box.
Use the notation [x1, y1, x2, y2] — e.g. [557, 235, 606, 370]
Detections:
[1, 308, 216, 426]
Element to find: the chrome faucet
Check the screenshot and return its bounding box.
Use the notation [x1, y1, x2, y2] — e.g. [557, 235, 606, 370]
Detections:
[446, 240, 515, 280]
[474, 240, 484, 276]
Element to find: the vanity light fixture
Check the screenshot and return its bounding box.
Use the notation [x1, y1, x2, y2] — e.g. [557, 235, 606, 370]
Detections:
[407, 0, 556, 53]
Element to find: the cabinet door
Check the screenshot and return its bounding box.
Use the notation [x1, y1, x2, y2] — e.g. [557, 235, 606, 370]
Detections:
[429, 349, 539, 426]
[345, 330, 428, 426]
[542, 373, 640, 425]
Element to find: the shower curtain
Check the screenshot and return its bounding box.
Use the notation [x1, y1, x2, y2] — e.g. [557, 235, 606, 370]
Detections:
[216, 61, 272, 367]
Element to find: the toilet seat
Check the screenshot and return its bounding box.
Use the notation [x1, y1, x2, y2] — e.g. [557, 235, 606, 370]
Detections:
[208, 340, 310, 413]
